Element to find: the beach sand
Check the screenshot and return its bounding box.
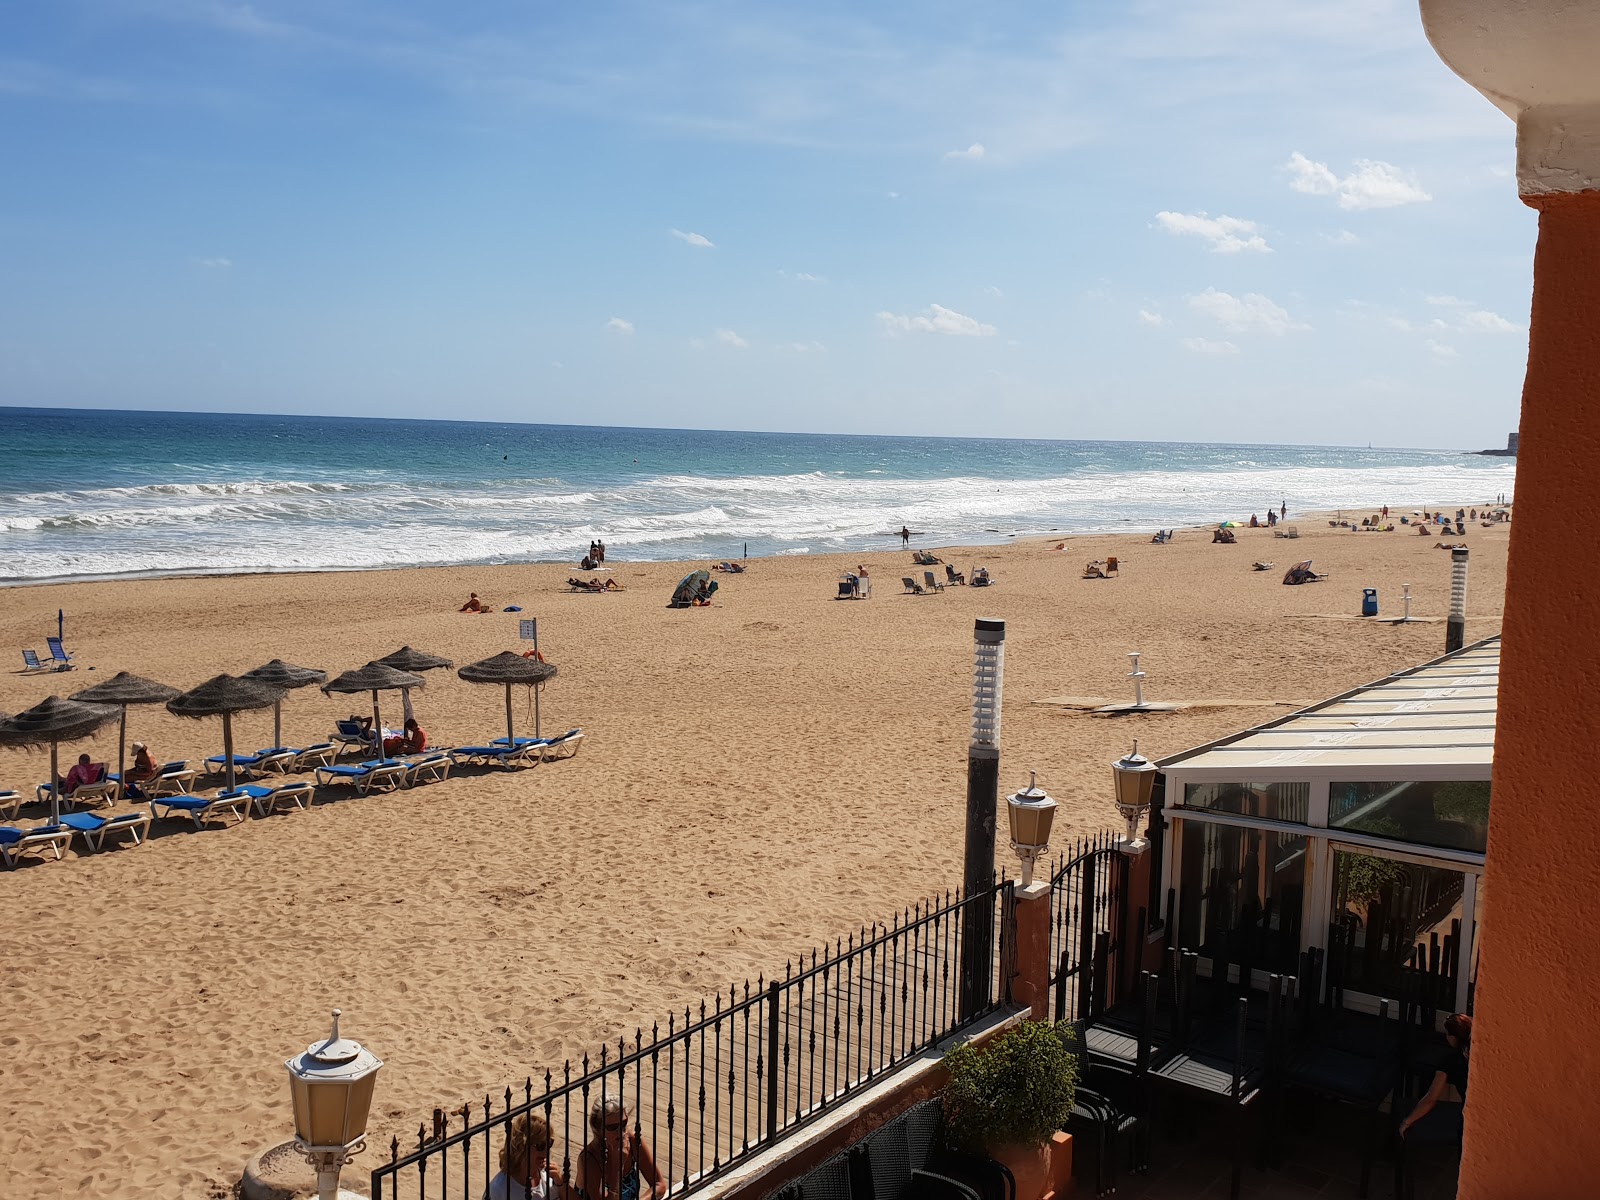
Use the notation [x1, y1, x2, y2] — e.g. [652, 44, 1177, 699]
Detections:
[0, 512, 1507, 1197]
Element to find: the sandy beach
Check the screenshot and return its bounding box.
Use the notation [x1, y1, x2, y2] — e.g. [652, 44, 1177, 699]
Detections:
[0, 511, 1508, 1197]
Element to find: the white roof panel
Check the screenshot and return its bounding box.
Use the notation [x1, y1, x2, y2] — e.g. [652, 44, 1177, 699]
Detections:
[1162, 637, 1499, 778]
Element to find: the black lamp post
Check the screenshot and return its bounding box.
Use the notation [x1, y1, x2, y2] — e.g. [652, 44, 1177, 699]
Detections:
[960, 618, 1005, 1020]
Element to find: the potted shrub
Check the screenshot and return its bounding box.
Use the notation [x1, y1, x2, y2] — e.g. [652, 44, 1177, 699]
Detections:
[942, 1019, 1080, 1200]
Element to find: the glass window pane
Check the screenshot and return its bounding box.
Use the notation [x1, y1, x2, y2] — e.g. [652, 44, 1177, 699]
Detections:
[1328, 781, 1489, 853]
[1330, 850, 1466, 1008]
[1176, 820, 1307, 975]
[1182, 782, 1310, 824]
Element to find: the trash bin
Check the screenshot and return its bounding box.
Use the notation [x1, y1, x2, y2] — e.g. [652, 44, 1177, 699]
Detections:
[1362, 588, 1378, 617]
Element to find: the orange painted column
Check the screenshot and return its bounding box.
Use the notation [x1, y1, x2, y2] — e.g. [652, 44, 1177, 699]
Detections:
[1011, 882, 1054, 1020]
[1459, 190, 1600, 1200]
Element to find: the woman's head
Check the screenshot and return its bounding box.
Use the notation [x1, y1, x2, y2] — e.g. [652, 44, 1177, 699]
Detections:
[589, 1097, 629, 1139]
[1444, 1012, 1473, 1047]
[501, 1113, 552, 1179]
[404, 718, 418, 731]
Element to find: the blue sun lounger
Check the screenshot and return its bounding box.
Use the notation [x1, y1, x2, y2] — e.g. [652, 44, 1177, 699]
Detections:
[313, 761, 407, 795]
[149, 789, 260, 828]
[0, 824, 74, 866]
[60, 809, 151, 851]
[46, 636, 74, 669]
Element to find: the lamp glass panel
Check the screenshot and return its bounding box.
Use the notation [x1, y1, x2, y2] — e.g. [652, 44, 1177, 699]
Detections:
[1113, 766, 1156, 809]
[307, 1080, 354, 1146]
[346, 1073, 378, 1140]
[289, 1077, 313, 1142]
[1010, 803, 1053, 847]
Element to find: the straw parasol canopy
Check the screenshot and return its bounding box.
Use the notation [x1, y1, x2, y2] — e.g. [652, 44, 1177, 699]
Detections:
[167, 674, 289, 793]
[0, 695, 121, 824]
[71, 671, 181, 791]
[322, 662, 425, 759]
[243, 659, 328, 750]
[376, 646, 451, 728]
[458, 651, 558, 745]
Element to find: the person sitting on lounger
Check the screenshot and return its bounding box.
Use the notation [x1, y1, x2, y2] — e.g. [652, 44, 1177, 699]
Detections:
[971, 566, 992, 587]
[460, 593, 488, 612]
[124, 741, 159, 799]
[59, 753, 103, 794]
[385, 718, 426, 756]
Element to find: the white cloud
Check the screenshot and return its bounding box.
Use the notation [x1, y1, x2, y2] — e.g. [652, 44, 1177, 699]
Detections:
[1285, 152, 1431, 210]
[1459, 309, 1522, 334]
[1427, 339, 1458, 358]
[886, 191, 901, 200]
[1321, 229, 1360, 246]
[1385, 316, 1415, 332]
[195, 257, 233, 268]
[983, 285, 1004, 298]
[1181, 337, 1240, 355]
[781, 340, 826, 353]
[943, 143, 986, 161]
[1188, 287, 1308, 335]
[876, 304, 996, 337]
[1426, 294, 1472, 308]
[715, 328, 748, 348]
[779, 269, 824, 283]
[1137, 309, 1165, 327]
[670, 228, 715, 248]
[605, 317, 634, 335]
[1154, 211, 1270, 254]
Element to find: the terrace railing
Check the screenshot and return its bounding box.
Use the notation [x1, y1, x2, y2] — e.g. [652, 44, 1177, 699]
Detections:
[372, 878, 1014, 1200]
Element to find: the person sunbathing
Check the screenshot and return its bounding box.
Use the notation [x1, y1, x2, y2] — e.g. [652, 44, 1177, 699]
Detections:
[124, 741, 159, 799]
[385, 718, 426, 756]
[460, 593, 488, 612]
[58, 753, 104, 794]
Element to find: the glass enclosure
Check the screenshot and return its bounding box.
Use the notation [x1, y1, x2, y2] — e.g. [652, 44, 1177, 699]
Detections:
[1182, 781, 1310, 824]
[1329, 849, 1467, 1006]
[1328, 780, 1490, 853]
[1176, 820, 1307, 976]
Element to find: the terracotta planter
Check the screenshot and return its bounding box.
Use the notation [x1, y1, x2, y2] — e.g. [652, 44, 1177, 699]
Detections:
[991, 1132, 1072, 1200]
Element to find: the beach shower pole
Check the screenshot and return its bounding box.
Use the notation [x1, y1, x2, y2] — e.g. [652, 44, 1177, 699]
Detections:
[1447, 548, 1469, 653]
[1402, 584, 1413, 624]
[961, 618, 1005, 1021]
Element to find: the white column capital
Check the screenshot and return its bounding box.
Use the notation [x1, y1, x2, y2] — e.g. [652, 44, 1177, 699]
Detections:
[1422, 0, 1600, 195]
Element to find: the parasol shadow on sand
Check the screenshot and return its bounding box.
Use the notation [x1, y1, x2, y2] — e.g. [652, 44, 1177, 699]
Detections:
[0, 695, 122, 824]
[322, 662, 425, 758]
[457, 651, 557, 744]
[167, 675, 289, 794]
[242, 660, 327, 750]
[70, 671, 181, 791]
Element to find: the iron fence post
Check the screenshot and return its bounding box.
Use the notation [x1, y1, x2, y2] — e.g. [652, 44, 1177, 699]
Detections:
[765, 981, 780, 1143]
[1076, 852, 1098, 1019]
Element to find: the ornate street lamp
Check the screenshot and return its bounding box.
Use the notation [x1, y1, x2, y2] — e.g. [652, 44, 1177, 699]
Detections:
[1111, 741, 1158, 854]
[1005, 772, 1058, 887]
[285, 1010, 383, 1200]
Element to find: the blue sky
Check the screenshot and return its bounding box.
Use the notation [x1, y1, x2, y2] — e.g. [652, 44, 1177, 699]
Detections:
[0, 1, 1533, 447]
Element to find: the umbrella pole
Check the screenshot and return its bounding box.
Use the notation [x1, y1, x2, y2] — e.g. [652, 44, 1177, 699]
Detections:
[118, 706, 128, 798]
[223, 712, 236, 794]
[535, 682, 541, 739]
[505, 685, 515, 748]
[49, 739, 60, 826]
[371, 690, 382, 761]
[274, 700, 283, 752]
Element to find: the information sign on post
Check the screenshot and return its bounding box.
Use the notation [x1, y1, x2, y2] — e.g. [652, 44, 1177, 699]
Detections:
[519, 619, 538, 642]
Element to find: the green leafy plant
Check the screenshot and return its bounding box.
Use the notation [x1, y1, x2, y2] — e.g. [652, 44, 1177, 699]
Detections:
[941, 1019, 1080, 1152]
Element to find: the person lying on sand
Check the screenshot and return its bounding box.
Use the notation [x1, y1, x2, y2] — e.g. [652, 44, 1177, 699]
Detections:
[460, 593, 488, 612]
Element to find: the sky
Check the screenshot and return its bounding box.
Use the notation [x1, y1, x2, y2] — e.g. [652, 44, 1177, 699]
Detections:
[0, 1, 1535, 448]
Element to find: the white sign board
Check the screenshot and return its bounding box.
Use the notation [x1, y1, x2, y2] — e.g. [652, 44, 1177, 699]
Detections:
[519, 619, 538, 641]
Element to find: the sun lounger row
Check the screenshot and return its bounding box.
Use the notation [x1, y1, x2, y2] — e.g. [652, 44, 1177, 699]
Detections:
[450, 729, 583, 767]
[204, 743, 335, 777]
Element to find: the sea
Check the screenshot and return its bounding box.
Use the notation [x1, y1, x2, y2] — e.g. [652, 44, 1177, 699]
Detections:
[0, 407, 1517, 586]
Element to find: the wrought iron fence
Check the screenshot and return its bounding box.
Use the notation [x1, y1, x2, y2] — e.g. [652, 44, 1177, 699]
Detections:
[372, 878, 1014, 1199]
[1048, 832, 1130, 1022]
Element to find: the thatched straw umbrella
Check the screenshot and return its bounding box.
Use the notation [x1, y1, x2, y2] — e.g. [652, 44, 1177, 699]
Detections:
[322, 662, 425, 759]
[167, 675, 288, 794]
[242, 659, 328, 750]
[0, 696, 121, 824]
[70, 671, 181, 789]
[458, 651, 558, 744]
[376, 646, 452, 727]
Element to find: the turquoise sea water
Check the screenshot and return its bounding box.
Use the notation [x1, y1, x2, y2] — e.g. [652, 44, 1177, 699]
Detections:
[0, 407, 1516, 584]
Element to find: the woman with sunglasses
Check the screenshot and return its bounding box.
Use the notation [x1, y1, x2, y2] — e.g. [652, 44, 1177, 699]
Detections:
[485, 1112, 567, 1200]
[575, 1098, 665, 1200]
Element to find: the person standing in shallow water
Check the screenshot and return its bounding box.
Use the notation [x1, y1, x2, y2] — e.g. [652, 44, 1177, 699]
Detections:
[900, 525, 910, 546]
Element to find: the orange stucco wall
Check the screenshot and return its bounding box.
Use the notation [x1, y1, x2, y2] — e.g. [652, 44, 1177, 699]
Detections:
[1459, 190, 1600, 1199]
